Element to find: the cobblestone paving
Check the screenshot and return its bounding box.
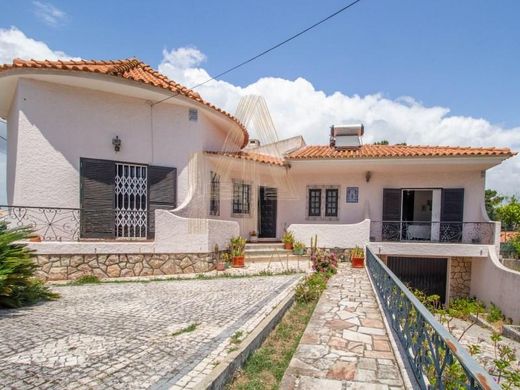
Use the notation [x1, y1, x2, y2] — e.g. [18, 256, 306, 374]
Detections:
[281, 264, 406, 389]
[0, 274, 301, 389]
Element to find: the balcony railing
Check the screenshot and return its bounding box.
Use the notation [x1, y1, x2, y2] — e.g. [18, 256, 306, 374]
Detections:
[370, 221, 496, 245]
[366, 247, 499, 389]
[0, 205, 157, 241]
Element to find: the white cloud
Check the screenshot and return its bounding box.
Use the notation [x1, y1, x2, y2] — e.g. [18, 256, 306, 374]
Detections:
[33, 1, 67, 27]
[0, 27, 76, 64]
[159, 47, 520, 196]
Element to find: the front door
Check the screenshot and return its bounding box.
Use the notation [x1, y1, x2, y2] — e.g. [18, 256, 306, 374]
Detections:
[258, 186, 277, 238]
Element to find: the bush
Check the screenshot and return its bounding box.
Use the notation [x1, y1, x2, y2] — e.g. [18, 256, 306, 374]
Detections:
[0, 223, 59, 308]
[295, 272, 328, 303]
[486, 303, 504, 323]
[311, 249, 338, 276]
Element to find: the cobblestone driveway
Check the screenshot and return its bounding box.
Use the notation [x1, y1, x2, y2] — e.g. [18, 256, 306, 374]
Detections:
[0, 274, 301, 389]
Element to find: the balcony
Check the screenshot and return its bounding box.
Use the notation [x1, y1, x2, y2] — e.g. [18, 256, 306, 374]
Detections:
[370, 220, 497, 245]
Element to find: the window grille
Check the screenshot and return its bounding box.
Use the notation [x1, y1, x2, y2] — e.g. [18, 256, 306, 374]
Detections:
[233, 181, 250, 215]
[325, 188, 339, 217]
[308, 189, 322, 217]
[115, 163, 148, 238]
[209, 171, 220, 216]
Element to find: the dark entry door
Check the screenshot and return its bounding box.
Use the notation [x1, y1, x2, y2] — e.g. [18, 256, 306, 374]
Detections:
[387, 257, 448, 303]
[258, 187, 277, 238]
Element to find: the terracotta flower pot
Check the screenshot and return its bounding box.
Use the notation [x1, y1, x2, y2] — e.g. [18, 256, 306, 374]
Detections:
[216, 262, 226, 271]
[351, 256, 365, 268]
[284, 242, 293, 250]
[30, 235, 42, 242]
[232, 255, 245, 268]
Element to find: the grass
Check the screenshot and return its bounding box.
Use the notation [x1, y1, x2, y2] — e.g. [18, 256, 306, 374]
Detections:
[171, 323, 199, 337]
[58, 269, 302, 287]
[70, 275, 101, 285]
[228, 299, 318, 390]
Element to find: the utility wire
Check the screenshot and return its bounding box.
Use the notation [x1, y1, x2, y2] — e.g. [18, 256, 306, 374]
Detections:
[152, 0, 363, 106]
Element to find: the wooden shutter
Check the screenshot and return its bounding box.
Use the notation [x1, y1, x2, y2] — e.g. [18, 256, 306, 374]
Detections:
[383, 189, 402, 221]
[441, 188, 464, 222]
[80, 158, 115, 239]
[148, 165, 177, 239]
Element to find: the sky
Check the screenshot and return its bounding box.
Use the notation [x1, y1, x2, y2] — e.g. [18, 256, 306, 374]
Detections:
[0, 0, 519, 202]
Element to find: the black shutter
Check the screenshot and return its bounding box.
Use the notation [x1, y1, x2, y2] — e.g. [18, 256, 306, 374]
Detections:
[382, 189, 402, 241]
[441, 188, 464, 222]
[80, 158, 115, 239]
[440, 188, 464, 242]
[148, 165, 177, 239]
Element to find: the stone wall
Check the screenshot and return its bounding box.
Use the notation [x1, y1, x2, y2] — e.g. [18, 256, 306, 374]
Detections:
[35, 253, 215, 281]
[449, 257, 472, 299]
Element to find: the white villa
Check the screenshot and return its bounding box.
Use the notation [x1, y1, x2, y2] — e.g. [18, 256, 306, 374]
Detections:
[0, 58, 518, 321]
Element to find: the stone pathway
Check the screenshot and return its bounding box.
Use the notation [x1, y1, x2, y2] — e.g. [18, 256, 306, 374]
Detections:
[0, 274, 302, 389]
[281, 263, 407, 389]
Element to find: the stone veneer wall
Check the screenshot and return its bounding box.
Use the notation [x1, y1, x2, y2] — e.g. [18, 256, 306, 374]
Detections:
[449, 257, 472, 299]
[35, 253, 215, 281]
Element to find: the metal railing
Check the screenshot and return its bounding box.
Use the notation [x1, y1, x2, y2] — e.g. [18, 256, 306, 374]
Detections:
[370, 221, 496, 245]
[0, 205, 157, 241]
[366, 247, 498, 389]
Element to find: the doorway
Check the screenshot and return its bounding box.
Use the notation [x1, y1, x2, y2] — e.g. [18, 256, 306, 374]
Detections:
[387, 256, 448, 303]
[258, 186, 277, 238]
[401, 190, 433, 241]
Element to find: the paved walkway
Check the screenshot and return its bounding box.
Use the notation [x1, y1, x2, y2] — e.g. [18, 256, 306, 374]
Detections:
[0, 274, 301, 389]
[281, 263, 407, 389]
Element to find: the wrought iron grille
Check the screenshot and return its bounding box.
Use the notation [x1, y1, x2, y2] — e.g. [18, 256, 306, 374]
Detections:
[0, 205, 80, 241]
[115, 163, 148, 238]
[369, 221, 496, 245]
[366, 247, 498, 389]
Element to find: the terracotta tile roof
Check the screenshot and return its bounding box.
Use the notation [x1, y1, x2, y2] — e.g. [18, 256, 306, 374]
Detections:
[287, 144, 516, 160]
[0, 58, 249, 147]
[206, 151, 286, 166]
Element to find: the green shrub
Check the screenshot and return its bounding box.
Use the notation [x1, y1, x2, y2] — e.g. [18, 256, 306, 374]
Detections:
[72, 275, 101, 285]
[311, 249, 338, 276]
[0, 222, 59, 308]
[295, 273, 328, 303]
[486, 303, 504, 323]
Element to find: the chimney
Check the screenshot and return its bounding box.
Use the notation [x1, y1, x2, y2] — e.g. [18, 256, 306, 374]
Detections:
[330, 124, 364, 149]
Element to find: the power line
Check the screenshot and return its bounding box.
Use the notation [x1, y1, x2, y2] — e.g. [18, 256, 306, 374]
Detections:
[152, 0, 364, 106]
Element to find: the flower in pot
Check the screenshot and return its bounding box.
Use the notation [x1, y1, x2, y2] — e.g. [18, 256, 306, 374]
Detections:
[249, 230, 258, 243]
[293, 241, 305, 255]
[350, 246, 365, 268]
[230, 236, 246, 268]
[216, 251, 230, 271]
[282, 230, 295, 250]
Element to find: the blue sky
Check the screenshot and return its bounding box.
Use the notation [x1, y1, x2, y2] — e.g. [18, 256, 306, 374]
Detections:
[0, 0, 519, 199]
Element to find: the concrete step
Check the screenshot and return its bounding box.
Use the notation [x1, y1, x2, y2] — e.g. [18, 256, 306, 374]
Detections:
[245, 254, 309, 263]
[245, 248, 293, 256]
[245, 242, 284, 250]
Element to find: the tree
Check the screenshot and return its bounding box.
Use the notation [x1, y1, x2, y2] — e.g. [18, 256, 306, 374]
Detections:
[497, 196, 520, 231]
[485, 189, 505, 220]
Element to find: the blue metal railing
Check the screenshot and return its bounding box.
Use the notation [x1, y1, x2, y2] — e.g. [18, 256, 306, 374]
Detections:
[366, 247, 498, 390]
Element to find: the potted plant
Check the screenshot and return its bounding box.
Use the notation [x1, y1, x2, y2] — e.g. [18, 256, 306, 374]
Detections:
[350, 246, 365, 268]
[282, 230, 295, 250]
[293, 241, 305, 255]
[249, 230, 258, 243]
[230, 236, 246, 268]
[216, 251, 230, 271]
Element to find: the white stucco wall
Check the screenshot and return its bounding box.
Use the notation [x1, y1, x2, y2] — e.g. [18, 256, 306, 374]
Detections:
[288, 219, 370, 248]
[7, 78, 234, 209]
[470, 248, 520, 323]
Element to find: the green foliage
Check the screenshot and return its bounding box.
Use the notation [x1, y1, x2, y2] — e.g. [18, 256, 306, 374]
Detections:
[71, 275, 100, 285]
[230, 236, 246, 257]
[373, 140, 389, 145]
[490, 332, 520, 388]
[485, 189, 505, 221]
[281, 230, 294, 245]
[486, 303, 504, 324]
[294, 272, 328, 303]
[0, 222, 59, 308]
[171, 323, 199, 336]
[350, 246, 365, 259]
[292, 241, 305, 255]
[497, 196, 520, 230]
[230, 330, 244, 345]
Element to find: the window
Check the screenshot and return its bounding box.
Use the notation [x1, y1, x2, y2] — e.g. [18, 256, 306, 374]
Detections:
[308, 189, 322, 217]
[209, 171, 220, 216]
[325, 189, 339, 217]
[189, 108, 198, 121]
[233, 181, 250, 215]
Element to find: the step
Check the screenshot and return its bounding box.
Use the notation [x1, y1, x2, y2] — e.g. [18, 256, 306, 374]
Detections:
[245, 241, 283, 247]
[244, 248, 293, 256]
[245, 254, 309, 263]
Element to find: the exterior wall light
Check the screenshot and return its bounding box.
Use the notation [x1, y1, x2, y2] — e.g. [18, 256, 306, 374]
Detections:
[365, 171, 372, 182]
[112, 136, 121, 152]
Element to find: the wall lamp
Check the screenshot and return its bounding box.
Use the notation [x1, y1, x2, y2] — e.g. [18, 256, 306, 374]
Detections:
[112, 136, 121, 152]
[365, 171, 372, 182]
